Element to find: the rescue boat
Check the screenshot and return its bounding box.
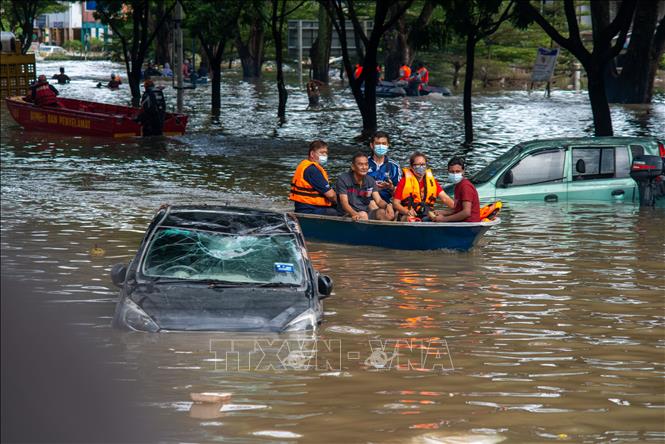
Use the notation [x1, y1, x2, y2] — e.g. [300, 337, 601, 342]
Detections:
[4, 96, 188, 138]
[292, 213, 500, 251]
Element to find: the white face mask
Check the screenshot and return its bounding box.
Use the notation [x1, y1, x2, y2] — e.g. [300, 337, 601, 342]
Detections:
[318, 155, 328, 165]
[448, 172, 463, 184]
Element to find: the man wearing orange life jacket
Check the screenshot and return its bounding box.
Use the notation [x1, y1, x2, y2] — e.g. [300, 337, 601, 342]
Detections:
[393, 152, 454, 221]
[354, 64, 363, 80]
[407, 62, 429, 94]
[30, 75, 60, 107]
[289, 140, 338, 216]
[398, 64, 411, 81]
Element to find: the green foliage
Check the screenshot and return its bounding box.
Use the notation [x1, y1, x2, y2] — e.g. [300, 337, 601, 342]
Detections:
[63, 39, 83, 52]
[89, 37, 104, 52]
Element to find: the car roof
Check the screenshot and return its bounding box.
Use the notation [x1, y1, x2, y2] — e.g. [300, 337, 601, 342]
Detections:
[516, 136, 659, 151]
[154, 205, 297, 235]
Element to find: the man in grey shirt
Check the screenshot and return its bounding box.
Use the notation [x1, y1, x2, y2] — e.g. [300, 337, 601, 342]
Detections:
[335, 153, 395, 221]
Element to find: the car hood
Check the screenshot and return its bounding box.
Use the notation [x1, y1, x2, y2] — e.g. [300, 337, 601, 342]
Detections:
[129, 283, 312, 332]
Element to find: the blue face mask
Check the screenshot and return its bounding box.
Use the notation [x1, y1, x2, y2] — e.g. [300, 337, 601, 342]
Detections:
[413, 165, 426, 175]
[318, 155, 328, 165]
[448, 172, 463, 184]
[374, 144, 389, 156]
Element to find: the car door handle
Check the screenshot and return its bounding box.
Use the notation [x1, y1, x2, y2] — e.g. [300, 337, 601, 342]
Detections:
[544, 194, 558, 202]
[611, 189, 625, 196]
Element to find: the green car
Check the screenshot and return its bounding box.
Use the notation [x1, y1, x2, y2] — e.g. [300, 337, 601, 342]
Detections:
[468, 137, 665, 203]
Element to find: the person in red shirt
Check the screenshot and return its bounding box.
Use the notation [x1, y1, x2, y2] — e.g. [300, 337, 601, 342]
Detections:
[434, 157, 480, 222]
[393, 152, 454, 221]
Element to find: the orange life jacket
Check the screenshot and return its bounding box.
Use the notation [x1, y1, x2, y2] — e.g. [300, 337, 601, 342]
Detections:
[34, 81, 58, 106]
[417, 67, 429, 84]
[289, 160, 332, 207]
[354, 65, 363, 79]
[401, 168, 438, 210]
[479, 201, 502, 221]
[399, 65, 411, 81]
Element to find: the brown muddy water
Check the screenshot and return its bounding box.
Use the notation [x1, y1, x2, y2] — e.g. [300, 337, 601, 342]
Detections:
[1, 61, 664, 443]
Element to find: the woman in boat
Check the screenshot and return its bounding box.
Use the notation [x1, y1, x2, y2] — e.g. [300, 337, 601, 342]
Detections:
[433, 157, 480, 222]
[393, 152, 454, 221]
[289, 140, 338, 216]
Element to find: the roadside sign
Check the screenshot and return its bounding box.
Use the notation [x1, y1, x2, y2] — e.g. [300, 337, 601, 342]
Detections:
[531, 48, 559, 82]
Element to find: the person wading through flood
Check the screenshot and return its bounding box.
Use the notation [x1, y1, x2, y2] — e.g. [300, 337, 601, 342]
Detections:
[135, 79, 166, 136]
[289, 140, 338, 216]
[433, 157, 481, 222]
[52, 67, 70, 84]
[393, 152, 454, 221]
[29, 75, 60, 107]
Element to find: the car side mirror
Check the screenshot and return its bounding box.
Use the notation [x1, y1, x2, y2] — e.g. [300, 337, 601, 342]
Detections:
[317, 274, 333, 299]
[576, 159, 586, 174]
[501, 170, 513, 187]
[111, 263, 127, 288]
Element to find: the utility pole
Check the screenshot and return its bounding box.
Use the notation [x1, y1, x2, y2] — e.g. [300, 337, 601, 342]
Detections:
[297, 20, 303, 86]
[174, 0, 184, 112]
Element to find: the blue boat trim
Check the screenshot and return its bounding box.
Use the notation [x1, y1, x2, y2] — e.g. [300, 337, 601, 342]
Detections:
[291, 213, 500, 251]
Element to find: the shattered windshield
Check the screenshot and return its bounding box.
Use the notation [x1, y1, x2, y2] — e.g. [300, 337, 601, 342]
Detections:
[141, 227, 305, 285]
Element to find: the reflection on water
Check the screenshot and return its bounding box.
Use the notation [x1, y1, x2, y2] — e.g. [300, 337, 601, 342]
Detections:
[2, 61, 665, 443]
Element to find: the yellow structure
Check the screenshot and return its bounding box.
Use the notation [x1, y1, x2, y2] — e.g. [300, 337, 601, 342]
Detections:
[1, 33, 36, 98]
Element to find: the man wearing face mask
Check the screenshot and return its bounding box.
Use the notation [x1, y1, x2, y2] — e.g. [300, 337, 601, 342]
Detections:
[367, 131, 401, 205]
[289, 140, 338, 216]
[433, 157, 480, 222]
[335, 153, 394, 221]
[393, 152, 454, 221]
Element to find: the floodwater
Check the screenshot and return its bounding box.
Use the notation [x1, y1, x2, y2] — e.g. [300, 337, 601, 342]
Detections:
[1, 60, 664, 443]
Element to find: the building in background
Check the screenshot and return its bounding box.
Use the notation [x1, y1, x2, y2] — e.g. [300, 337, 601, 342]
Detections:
[34, 1, 108, 48]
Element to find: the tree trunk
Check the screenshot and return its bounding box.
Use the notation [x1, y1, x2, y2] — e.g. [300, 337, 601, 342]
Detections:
[128, 67, 142, 106]
[273, 1, 287, 124]
[586, 63, 614, 136]
[383, 19, 409, 81]
[463, 33, 476, 144]
[310, 4, 332, 83]
[605, 1, 664, 103]
[236, 18, 265, 79]
[153, 0, 172, 65]
[211, 63, 222, 112]
[360, 50, 378, 134]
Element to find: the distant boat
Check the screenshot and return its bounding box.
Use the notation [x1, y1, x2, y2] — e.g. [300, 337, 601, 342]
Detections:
[5, 96, 188, 138]
[293, 213, 499, 251]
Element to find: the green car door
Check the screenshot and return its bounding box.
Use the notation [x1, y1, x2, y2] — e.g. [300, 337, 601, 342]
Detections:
[494, 147, 568, 202]
[566, 145, 637, 202]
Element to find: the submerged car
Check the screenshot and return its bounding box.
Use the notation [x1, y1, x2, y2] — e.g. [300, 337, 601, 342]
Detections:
[110, 206, 333, 332]
[466, 137, 665, 203]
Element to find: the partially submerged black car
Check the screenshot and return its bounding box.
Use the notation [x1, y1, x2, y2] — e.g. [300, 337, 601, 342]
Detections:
[110, 206, 333, 332]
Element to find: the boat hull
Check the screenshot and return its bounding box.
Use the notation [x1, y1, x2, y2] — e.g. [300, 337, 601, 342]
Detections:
[293, 213, 499, 251]
[5, 96, 188, 138]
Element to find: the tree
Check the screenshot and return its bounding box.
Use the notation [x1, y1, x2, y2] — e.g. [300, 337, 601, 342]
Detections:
[269, 0, 305, 124]
[310, 3, 333, 83]
[184, 0, 241, 114]
[95, 0, 176, 104]
[517, 0, 637, 136]
[605, 1, 665, 104]
[1, 0, 69, 54]
[444, 0, 516, 144]
[383, 0, 438, 80]
[235, 1, 266, 79]
[321, 0, 415, 136]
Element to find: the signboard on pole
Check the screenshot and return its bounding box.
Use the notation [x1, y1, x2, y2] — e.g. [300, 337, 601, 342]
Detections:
[531, 48, 559, 82]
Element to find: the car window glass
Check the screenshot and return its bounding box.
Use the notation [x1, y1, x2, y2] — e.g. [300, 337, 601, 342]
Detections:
[508, 149, 565, 186]
[572, 147, 616, 180]
[616, 147, 630, 178]
[630, 145, 645, 158]
[471, 144, 522, 184]
[142, 228, 305, 285]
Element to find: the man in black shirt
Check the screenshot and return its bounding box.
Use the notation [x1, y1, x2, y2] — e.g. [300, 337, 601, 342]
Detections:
[135, 79, 166, 136]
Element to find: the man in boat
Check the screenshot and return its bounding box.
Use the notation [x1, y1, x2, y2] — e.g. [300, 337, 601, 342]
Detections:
[29, 75, 60, 107]
[407, 62, 429, 95]
[393, 152, 454, 221]
[367, 131, 401, 204]
[433, 157, 481, 223]
[51, 67, 70, 84]
[335, 153, 394, 222]
[290, 140, 338, 216]
[135, 79, 166, 137]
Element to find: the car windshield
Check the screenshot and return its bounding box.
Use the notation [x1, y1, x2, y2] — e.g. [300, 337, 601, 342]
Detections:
[141, 227, 305, 286]
[471, 145, 523, 184]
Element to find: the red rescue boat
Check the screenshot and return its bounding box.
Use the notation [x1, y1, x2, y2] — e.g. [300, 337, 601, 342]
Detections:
[4, 96, 188, 138]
